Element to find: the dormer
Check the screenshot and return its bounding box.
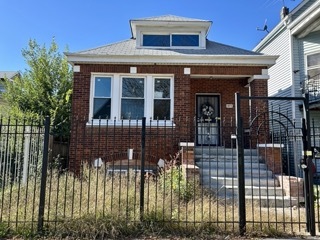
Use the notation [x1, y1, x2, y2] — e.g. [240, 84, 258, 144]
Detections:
[130, 15, 212, 49]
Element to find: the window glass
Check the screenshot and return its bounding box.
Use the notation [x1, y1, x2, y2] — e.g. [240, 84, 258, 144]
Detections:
[172, 34, 199, 47]
[307, 53, 320, 79]
[93, 99, 111, 119]
[154, 78, 171, 120]
[154, 100, 170, 120]
[121, 99, 144, 119]
[308, 68, 320, 79]
[154, 78, 170, 98]
[143, 35, 170, 47]
[307, 53, 320, 67]
[122, 78, 144, 98]
[95, 77, 111, 97]
[93, 77, 111, 119]
[121, 78, 145, 119]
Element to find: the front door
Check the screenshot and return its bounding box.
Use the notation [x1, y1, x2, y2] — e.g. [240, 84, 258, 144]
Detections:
[196, 95, 220, 146]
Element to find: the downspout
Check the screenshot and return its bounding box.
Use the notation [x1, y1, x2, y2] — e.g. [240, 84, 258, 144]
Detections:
[288, 29, 296, 120]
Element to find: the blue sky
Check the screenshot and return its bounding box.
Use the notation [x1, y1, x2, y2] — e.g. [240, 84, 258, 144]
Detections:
[1, 0, 301, 71]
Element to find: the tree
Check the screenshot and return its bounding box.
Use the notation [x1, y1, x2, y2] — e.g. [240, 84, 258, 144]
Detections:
[2, 39, 73, 137]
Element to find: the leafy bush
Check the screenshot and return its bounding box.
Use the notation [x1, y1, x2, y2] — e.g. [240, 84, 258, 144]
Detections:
[158, 152, 196, 202]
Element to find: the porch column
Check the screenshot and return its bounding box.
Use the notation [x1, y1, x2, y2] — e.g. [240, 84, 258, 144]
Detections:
[248, 72, 269, 144]
[174, 68, 192, 142]
[175, 68, 191, 120]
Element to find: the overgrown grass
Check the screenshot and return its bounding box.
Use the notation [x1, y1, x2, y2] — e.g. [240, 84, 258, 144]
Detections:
[0, 162, 317, 239]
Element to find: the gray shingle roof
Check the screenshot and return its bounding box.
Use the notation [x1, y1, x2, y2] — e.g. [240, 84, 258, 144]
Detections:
[0, 71, 19, 80]
[75, 39, 261, 57]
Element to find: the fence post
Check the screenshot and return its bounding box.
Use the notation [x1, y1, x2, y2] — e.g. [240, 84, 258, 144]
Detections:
[235, 93, 246, 235]
[22, 126, 31, 185]
[140, 117, 146, 221]
[302, 94, 316, 236]
[37, 116, 50, 233]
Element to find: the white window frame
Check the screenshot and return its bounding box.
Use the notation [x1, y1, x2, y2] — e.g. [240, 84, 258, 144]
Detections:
[89, 75, 113, 121]
[306, 52, 320, 79]
[120, 76, 146, 120]
[152, 77, 173, 120]
[89, 73, 174, 126]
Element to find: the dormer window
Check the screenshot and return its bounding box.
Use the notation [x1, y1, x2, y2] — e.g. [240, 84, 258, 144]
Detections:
[142, 34, 200, 48]
[143, 35, 170, 47]
[172, 34, 199, 47]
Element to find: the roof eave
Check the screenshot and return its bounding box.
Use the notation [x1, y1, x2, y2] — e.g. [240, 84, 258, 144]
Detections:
[289, 2, 320, 37]
[66, 54, 278, 67]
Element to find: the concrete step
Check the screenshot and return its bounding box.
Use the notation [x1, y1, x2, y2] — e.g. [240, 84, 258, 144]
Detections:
[199, 168, 273, 178]
[196, 161, 267, 170]
[196, 156, 262, 162]
[194, 147, 258, 156]
[204, 187, 301, 208]
[247, 195, 303, 208]
[201, 176, 279, 187]
[224, 185, 285, 197]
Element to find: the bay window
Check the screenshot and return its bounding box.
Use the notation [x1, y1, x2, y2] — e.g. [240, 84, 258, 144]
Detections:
[90, 74, 173, 124]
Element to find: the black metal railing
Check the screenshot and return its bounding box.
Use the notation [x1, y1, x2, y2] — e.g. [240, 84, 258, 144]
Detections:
[302, 73, 320, 103]
[0, 116, 319, 237]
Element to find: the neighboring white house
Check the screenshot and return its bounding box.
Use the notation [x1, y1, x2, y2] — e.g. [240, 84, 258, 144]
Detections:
[254, 0, 320, 124]
[254, 0, 320, 177]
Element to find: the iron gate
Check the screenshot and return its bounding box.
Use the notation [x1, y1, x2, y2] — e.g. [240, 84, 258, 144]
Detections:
[235, 93, 316, 236]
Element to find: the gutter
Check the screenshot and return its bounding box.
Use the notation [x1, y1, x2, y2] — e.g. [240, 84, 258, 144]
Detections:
[288, 0, 320, 29]
[65, 53, 278, 67]
[289, 1, 320, 36]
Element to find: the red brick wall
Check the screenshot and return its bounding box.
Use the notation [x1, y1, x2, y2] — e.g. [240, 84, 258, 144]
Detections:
[69, 64, 268, 171]
[250, 79, 269, 143]
[68, 122, 183, 171]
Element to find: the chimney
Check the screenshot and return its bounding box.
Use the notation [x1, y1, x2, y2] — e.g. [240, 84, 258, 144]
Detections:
[281, 6, 289, 19]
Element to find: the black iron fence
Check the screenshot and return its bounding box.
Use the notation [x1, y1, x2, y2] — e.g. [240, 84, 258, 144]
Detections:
[0, 115, 320, 236]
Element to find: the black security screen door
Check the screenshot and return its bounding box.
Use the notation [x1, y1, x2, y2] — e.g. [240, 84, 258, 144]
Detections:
[196, 95, 220, 146]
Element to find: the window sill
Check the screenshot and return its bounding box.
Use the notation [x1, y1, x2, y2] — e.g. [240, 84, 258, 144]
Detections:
[86, 120, 175, 127]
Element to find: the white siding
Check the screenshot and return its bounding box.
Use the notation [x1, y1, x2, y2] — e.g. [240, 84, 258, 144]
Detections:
[292, 31, 320, 121]
[259, 28, 292, 96]
[302, 31, 320, 55]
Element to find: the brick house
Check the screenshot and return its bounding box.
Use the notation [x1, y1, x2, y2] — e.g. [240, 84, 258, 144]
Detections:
[66, 15, 277, 171]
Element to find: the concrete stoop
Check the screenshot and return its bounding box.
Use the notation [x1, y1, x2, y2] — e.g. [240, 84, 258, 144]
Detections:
[194, 146, 303, 208]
